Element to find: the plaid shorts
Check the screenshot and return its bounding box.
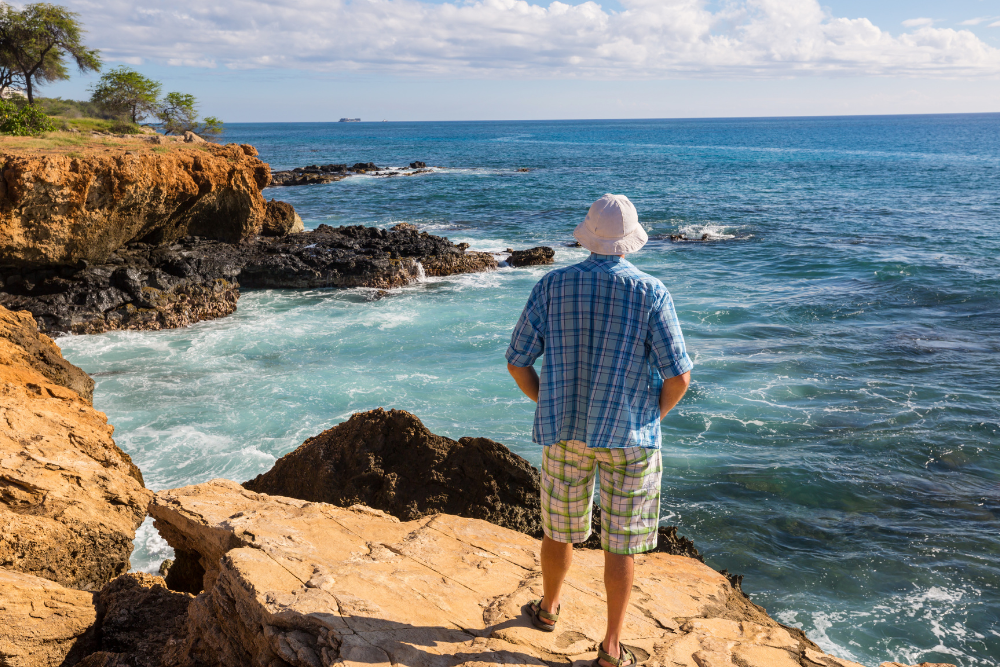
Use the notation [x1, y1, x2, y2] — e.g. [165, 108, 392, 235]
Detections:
[540, 439, 662, 555]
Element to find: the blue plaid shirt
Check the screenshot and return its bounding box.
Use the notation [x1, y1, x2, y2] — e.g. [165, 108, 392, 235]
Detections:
[506, 254, 693, 449]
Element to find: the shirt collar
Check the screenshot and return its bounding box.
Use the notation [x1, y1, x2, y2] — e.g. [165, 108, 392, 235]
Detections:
[589, 253, 627, 264]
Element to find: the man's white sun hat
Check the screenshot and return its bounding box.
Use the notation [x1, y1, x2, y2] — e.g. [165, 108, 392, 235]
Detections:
[573, 194, 648, 255]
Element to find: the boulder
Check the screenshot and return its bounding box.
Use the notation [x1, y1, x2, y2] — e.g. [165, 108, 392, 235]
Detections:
[0, 143, 270, 270]
[261, 200, 304, 236]
[409, 161, 426, 168]
[507, 246, 555, 268]
[0, 304, 152, 589]
[244, 408, 541, 535]
[0, 568, 98, 667]
[182, 131, 205, 144]
[144, 479, 872, 667]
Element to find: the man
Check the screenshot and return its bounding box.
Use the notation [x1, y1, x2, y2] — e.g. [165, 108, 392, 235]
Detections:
[506, 194, 693, 667]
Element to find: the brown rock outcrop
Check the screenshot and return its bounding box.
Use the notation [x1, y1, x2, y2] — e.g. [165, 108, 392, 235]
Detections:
[0, 143, 270, 270]
[244, 408, 541, 536]
[144, 479, 871, 667]
[0, 568, 98, 667]
[0, 304, 152, 589]
[0, 304, 94, 401]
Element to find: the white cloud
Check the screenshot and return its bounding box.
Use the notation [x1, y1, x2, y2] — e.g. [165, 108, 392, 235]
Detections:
[991, 21, 1000, 29]
[902, 18, 934, 28]
[63, 0, 1000, 78]
[958, 16, 996, 26]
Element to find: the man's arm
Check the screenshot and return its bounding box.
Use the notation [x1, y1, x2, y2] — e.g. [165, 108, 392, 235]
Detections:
[659, 371, 690, 420]
[508, 363, 540, 403]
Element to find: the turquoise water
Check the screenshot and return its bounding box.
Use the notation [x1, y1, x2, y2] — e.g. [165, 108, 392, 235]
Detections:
[59, 116, 999, 666]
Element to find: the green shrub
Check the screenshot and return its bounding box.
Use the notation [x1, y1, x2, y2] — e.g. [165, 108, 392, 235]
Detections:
[0, 100, 55, 136]
[36, 97, 117, 120]
[109, 119, 143, 134]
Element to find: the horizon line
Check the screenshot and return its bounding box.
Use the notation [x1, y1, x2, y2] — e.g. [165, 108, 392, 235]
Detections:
[217, 111, 1000, 125]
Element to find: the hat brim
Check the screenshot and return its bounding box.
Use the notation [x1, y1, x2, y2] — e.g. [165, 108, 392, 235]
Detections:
[573, 220, 648, 255]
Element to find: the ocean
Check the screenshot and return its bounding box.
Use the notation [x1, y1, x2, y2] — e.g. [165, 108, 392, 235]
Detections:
[59, 116, 999, 666]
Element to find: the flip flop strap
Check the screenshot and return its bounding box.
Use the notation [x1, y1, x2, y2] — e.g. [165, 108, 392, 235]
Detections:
[598, 644, 635, 667]
[531, 599, 559, 621]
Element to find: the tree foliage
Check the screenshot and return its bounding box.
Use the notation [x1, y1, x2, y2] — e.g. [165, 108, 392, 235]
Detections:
[0, 3, 101, 103]
[157, 91, 222, 137]
[90, 66, 161, 123]
[0, 98, 54, 134]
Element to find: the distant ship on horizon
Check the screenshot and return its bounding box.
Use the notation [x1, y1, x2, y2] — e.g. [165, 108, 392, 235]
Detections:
[339, 118, 361, 123]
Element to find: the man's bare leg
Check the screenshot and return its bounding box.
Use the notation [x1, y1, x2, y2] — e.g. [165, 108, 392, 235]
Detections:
[539, 536, 573, 624]
[600, 551, 635, 666]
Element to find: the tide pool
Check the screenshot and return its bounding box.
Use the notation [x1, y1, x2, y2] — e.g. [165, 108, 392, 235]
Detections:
[60, 115, 999, 666]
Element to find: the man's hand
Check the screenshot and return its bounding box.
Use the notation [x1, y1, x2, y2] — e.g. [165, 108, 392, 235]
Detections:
[508, 363, 540, 402]
[659, 371, 690, 420]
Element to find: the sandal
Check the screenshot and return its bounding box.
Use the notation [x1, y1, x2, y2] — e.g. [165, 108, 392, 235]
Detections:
[594, 642, 636, 667]
[527, 598, 560, 632]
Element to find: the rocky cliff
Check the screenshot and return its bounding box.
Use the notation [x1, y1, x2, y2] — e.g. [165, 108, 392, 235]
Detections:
[0, 143, 270, 270]
[0, 304, 152, 590]
[0, 143, 554, 335]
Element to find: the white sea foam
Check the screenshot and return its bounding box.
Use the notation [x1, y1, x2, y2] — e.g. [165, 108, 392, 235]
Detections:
[129, 518, 174, 575]
[678, 223, 739, 240]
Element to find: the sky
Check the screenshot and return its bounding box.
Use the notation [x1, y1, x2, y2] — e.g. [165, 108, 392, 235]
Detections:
[38, 0, 1000, 121]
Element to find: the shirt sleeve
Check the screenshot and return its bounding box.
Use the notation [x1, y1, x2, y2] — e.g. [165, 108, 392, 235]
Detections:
[648, 290, 693, 379]
[506, 281, 546, 367]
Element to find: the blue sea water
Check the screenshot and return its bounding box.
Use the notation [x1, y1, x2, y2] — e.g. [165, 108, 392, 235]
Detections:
[58, 116, 1000, 666]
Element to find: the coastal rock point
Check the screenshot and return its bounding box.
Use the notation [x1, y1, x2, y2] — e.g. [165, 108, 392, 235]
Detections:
[0, 143, 270, 269]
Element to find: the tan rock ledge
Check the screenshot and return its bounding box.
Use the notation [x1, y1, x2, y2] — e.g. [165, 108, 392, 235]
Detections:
[148, 479, 890, 667]
[0, 568, 97, 667]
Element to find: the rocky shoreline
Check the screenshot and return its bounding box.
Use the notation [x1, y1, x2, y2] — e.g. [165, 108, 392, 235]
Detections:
[0, 145, 552, 335]
[269, 161, 432, 186]
[0, 224, 551, 335]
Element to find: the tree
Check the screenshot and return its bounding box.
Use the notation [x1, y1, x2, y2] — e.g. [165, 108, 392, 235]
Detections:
[157, 91, 223, 137]
[0, 3, 101, 104]
[156, 92, 197, 135]
[90, 66, 161, 123]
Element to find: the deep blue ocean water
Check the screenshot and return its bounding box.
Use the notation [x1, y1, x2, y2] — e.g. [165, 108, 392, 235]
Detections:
[59, 116, 999, 666]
